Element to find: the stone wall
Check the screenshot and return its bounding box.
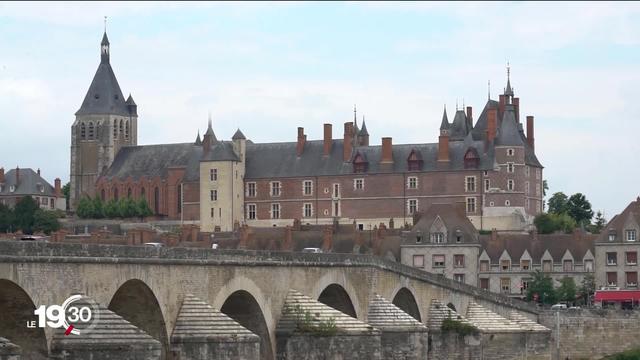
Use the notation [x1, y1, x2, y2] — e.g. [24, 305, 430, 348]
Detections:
[428, 331, 550, 360]
[380, 330, 428, 360]
[428, 331, 481, 360]
[170, 339, 259, 360]
[539, 309, 640, 360]
[278, 334, 382, 360]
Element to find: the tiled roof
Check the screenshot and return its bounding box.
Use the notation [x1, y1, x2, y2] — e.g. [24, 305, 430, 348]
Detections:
[403, 203, 479, 245]
[479, 231, 596, 263]
[103, 143, 202, 181]
[0, 168, 57, 197]
[597, 197, 640, 244]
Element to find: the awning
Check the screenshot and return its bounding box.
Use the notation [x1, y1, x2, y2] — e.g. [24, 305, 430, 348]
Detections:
[594, 290, 640, 302]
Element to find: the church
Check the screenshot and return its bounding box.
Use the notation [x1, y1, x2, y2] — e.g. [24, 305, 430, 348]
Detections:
[70, 32, 544, 232]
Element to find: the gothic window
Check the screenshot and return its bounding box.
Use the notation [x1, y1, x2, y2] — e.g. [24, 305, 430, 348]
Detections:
[154, 187, 160, 215]
[88, 122, 94, 138]
[140, 187, 145, 199]
[101, 189, 105, 201]
[127, 188, 132, 198]
[124, 120, 129, 139]
[113, 120, 117, 138]
[113, 187, 119, 201]
[80, 123, 86, 139]
[177, 184, 182, 214]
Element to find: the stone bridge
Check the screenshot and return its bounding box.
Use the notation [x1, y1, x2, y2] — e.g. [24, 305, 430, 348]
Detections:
[0, 241, 546, 360]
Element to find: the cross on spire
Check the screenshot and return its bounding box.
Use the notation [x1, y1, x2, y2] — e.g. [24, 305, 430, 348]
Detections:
[104, 16, 107, 33]
[353, 104, 357, 122]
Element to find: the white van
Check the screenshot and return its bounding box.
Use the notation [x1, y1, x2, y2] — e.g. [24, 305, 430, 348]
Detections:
[302, 248, 322, 254]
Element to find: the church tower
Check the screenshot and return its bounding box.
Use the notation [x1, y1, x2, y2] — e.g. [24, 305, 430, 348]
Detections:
[70, 31, 138, 208]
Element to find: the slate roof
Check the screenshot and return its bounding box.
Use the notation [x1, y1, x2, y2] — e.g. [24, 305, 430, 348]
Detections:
[102, 143, 203, 181]
[76, 33, 130, 117]
[597, 197, 640, 244]
[449, 110, 471, 139]
[245, 139, 494, 179]
[479, 231, 597, 263]
[201, 142, 241, 162]
[403, 203, 479, 245]
[439, 108, 450, 130]
[232, 128, 246, 140]
[495, 105, 523, 146]
[358, 120, 369, 136]
[0, 168, 57, 197]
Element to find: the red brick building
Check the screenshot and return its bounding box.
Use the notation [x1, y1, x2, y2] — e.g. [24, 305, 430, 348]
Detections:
[74, 32, 543, 232]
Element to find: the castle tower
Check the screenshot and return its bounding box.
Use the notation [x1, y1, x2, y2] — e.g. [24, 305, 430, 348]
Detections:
[70, 31, 138, 208]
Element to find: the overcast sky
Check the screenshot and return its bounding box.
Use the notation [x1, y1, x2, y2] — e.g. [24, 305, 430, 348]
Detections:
[1, 2, 638, 219]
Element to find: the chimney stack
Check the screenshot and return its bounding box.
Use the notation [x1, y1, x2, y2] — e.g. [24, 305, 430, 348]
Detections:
[487, 108, 497, 143]
[499, 94, 506, 115]
[437, 133, 450, 162]
[0, 168, 4, 183]
[296, 127, 306, 156]
[466, 106, 473, 122]
[323, 123, 333, 156]
[54, 178, 62, 197]
[526, 116, 535, 150]
[513, 97, 520, 122]
[15, 166, 20, 185]
[37, 168, 41, 176]
[343, 122, 354, 162]
[381, 137, 393, 163]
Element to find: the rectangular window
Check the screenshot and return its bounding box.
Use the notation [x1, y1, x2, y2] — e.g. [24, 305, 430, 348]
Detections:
[407, 199, 418, 215]
[480, 278, 490, 290]
[480, 260, 489, 272]
[354, 178, 364, 190]
[607, 272, 618, 286]
[584, 260, 594, 272]
[407, 176, 418, 189]
[609, 232, 616, 241]
[413, 255, 424, 268]
[210, 168, 217, 181]
[484, 179, 490, 191]
[501, 278, 511, 293]
[432, 255, 445, 268]
[501, 260, 510, 271]
[454, 274, 465, 283]
[607, 252, 618, 266]
[210, 207, 214, 218]
[563, 260, 573, 271]
[507, 162, 514, 173]
[466, 197, 476, 213]
[543, 260, 552, 272]
[507, 179, 515, 191]
[465, 176, 476, 192]
[525, 181, 529, 195]
[271, 203, 280, 219]
[627, 230, 637, 242]
[247, 204, 256, 220]
[270, 182, 281, 197]
[430, 233, 444, 244]
[521, 279, 530, 294]
[303, 203, 313, 218]
[626, 272, 638, 288]
[521, 260, 530, 270]
[454, 254, 465, 268]
[303, 180, 313, 196]
[333, 183, 340, 197]
[525, 166, 530, 177]
[627, 252, 637, 265]
[210, 189, 217, 201]
[536, 168, 541, 180]
[247, 182, 256, 197]
[536, 183, 541, 197]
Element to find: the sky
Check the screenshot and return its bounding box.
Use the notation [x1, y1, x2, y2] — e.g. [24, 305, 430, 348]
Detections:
[0, 1, 639, 220]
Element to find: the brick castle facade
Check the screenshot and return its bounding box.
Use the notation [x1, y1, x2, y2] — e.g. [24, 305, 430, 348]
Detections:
[70, 32, 544, 232]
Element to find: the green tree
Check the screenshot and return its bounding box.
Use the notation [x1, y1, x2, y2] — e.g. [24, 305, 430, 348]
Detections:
[76, 197, 94, 219]
[567, 193, 594, 226]
[14, 196, 39, 234]
[556, 277, 577, 303]
[526, 270, 557, 305]
[542, 180, 549, 210]
[103, 199, 119, 218]
[92, 197, 105, 219]
[33, 210, 61, 234]
[554, 213, 577, 233]
[548, 192, 569, 215]
[0, 203, 15, 233]
[589, 211, 606, 234]
[62, 182, 70, 211]
[534, 213, 576, 234]
[578, 273, 596, 305]
[121, 197, 138, 218]
[136, 198, 152, 218]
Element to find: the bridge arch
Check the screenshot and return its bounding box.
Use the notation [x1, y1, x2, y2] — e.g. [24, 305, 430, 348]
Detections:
[312, 272, 361, 319]
[391, 287, 422, 321]
[0, 279, 48, 359]
[108, 279, 169, 359]
[214, 276, 274, 360]
[317, 284, 357, 318]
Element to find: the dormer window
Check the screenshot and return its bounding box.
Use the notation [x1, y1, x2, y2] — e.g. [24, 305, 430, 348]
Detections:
[463, 147, 480, 169]
[352, 152, 368, 173]
[455, 229, 462, 243]
[431, 232, 444, 243]
[407, 149, 423, 171]
[9, 185, 15, 192]
[609, 230, 616, 241]
[627, 230, 638, 242]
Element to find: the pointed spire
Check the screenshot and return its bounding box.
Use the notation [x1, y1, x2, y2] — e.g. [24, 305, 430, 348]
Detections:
[232, 128, 246, 140]
[358, 115, 369, 136]
[125, 93, 136, 105]
[505, 61, 514, 96]
[488, 80, 491, 100]
[353, 104, 357, 123]
[100, 20, 110, 64]
[440, 104, 450, 130]
[195, 130, 202, 145]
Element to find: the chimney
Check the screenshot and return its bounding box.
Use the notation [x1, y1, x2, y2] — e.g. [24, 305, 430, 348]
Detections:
[381, 137, 393, 163]
[54, 178, 62, 197]
[37, 168, 41, 176]
[343, 122, 354, 162]
[15, 166, 20, 185]
[296, 127, 306, 156]
[0, 168, 4, 183]
[487, 108, 497, 143]
[323, 123, 332, 156]
[513, 97, 520, 122]
[526, 116, 535, 150]
[490, 228, 498, 242]
[437, 133, 449, 162]
[499, 94, 506, 115]
[466, 106, 473, 122]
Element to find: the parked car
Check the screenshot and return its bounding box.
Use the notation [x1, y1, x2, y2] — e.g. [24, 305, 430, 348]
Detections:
[144, 242, 164, 248]
[302, 247, 322, 254]
[20, 235, 49, 242]
[551, 303, 568, 310]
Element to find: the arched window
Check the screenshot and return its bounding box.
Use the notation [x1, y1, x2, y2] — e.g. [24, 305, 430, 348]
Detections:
[154, 187, 160, 215]
[124, 120, 129, 139]
[88, 122, 94, 138]
[127, 187, 132, 198]
[119, 119, 124, 135]
[140, 187, 145, 199]
[101, 189, 105, 201]
[80, 123, 86, 139]
[177, 184, 182, 214]
[113, 187, 119, 201]
[113, 120, 117, 138]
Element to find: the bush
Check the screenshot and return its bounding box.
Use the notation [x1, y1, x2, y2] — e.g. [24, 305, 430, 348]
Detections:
[283, 304, 338, 336]
[441, 311, 479, 336]
[33, 210, 61, 235]
[534, 212, 576, 234]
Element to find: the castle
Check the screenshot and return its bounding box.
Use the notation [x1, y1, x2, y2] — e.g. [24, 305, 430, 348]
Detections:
[70, 32, 544, 232]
